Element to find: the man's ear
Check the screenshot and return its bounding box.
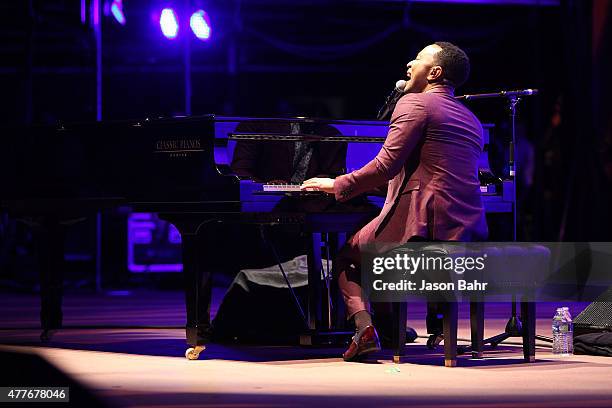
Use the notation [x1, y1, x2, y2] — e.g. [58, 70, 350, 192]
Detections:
[428, 66, 443, 82]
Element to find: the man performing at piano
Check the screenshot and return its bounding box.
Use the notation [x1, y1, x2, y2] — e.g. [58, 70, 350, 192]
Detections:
[301, 42, 488, 361]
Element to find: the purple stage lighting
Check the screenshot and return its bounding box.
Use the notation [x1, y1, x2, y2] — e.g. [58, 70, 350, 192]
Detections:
[81, 0, 87, 23]
[190, 9, 211, 41]
[160, 8, 179, 39]
[110, 0, 126, 25]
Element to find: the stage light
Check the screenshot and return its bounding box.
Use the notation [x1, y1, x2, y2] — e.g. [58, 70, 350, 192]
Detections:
[189, 10, 211, 41]
[110, 0, 126, 25]
[160, 8, 179, 39]
[81, 0, 87, 23]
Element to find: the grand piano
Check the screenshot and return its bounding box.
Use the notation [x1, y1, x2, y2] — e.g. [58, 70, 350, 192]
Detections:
[0, 115, 512, 359]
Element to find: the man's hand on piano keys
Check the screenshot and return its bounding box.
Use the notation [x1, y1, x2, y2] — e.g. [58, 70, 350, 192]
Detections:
[301, 177, 335, 194]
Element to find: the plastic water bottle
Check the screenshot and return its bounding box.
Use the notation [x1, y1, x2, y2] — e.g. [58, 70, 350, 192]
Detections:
[552, 307, 573, 356]
[562, 307, 574, 355]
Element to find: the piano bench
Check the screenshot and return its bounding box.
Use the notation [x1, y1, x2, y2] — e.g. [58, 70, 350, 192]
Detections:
[388, 243, 550, 367]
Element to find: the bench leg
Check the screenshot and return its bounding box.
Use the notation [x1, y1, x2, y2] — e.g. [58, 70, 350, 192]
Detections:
[470, 300, 484, 359]
[521, 300, 536, 363]
[443, 302, 458, 367]
[392, 302, 407, 363]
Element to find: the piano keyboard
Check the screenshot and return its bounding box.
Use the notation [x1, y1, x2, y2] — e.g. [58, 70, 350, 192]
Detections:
[264, 183, 498, 194]
[262, 183, 303, 192]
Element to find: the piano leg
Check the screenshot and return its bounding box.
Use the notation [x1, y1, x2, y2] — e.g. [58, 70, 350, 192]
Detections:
[183, 231, 215, 358]
[333, 232, 347, 331]
[159, 215, 214, 360]
[33, 217, 65, 342]
[306, 232, 323, 331]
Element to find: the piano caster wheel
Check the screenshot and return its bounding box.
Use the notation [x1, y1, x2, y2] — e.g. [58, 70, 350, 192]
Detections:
[40, 329, 57, 342]
[426, 334, 443, 350]
[185, 345, 206, 360]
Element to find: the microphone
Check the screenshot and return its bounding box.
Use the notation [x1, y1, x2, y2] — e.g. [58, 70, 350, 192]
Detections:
[500, 89, 538, 97]
[376, 79, 407, 120]
[458, 88, 539, 101]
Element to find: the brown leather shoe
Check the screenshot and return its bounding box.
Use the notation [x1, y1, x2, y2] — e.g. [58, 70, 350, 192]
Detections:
[343, 325, 381, 362]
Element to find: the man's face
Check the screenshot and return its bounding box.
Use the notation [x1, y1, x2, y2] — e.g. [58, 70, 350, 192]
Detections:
[404, 44, 442, 93]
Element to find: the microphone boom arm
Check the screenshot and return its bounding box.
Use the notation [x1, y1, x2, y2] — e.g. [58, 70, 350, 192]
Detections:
[456, 89, 538, 101]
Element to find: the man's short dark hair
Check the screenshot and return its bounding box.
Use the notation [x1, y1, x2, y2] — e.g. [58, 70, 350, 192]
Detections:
[433, 41, 470, 88]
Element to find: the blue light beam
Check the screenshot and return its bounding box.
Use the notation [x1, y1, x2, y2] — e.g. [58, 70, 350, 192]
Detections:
[160, 8, 179, 39]
[190, 9, 211, 41]
[110, 0, 126, 25]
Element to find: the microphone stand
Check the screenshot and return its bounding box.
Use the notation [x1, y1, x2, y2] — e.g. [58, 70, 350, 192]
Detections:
[456, 89, 539, 240]
[377, 91, 403, 121]
[455, 89, 552, 352]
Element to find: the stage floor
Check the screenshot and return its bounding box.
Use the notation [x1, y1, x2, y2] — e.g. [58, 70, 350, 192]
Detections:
[1, 290, 611, 407]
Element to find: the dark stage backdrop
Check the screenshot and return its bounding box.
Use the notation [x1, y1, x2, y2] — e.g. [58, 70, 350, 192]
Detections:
[2, 1, 563, 122]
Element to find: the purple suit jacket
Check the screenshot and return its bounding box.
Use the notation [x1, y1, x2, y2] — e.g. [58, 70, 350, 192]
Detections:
[334, 86, 488, 246]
